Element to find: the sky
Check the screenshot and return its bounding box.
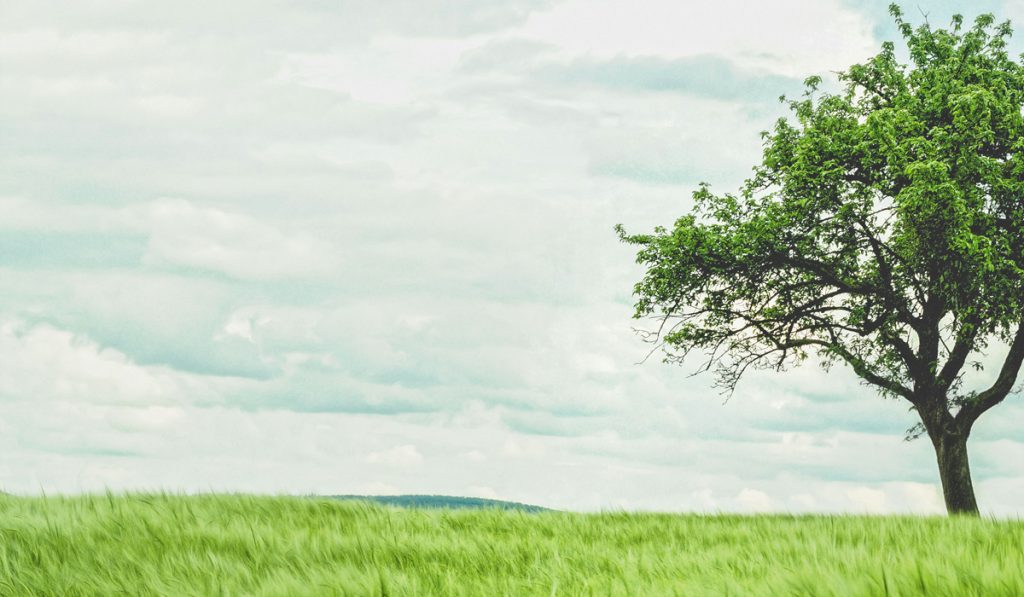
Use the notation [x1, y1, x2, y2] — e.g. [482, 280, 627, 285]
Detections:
[2, 0, 1024, 515]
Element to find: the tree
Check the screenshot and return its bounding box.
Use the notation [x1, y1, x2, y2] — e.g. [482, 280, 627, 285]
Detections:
[616, 5, 1024, 515]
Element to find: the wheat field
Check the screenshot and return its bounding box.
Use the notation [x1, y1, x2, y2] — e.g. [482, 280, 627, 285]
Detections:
[1, 493, 1022, 596]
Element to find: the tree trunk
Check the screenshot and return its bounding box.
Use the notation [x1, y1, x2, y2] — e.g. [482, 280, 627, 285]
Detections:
[933, 431, 979, 515]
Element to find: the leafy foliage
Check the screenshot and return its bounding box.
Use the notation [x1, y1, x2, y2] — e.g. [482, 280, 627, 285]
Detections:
[618, 5, 1024, 430]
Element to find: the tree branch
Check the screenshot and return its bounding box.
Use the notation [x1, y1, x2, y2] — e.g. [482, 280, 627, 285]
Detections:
[937, 316, 981, 390]
[792, 338, 916, 402]
[956, 321, 1024, 427]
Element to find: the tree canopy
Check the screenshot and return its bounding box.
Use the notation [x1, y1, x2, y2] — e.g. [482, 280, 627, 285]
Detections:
[617, 5, 1024, 514]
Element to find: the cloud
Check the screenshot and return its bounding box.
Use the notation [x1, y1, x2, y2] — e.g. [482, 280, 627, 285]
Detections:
[0, 318, 224, 406]
[140, 199, 341, 281]
[0, 267, 279, 379]
[1, 0, 557, 44]
[515, 0, 877, 77]
[365, 444, 425, 467]
[735, 488, 774, 512]
[0, 229, 146, 269]
[0, 317, 255, 463]
[458, 38, 557, 73]
[582, 96, 783, 187]
[0, 16, 437, 213]
[541, 55, 801, 100]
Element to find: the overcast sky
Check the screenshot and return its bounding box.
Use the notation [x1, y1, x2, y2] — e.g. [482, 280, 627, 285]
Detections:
[3, 0, 1024, 515]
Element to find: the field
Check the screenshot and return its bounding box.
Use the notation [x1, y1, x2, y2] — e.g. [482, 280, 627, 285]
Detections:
[1, 494, 1022, 596]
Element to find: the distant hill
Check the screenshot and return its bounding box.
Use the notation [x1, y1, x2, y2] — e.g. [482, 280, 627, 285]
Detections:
[323, 494, 552, 512]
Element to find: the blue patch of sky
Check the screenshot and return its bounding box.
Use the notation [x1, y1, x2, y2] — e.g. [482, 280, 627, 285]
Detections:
[361, 367, 450, 390]
[844, 0, 1010, 49]
[103, 331, 275, 380]
[500, 411, 607, 437]
[547, 54, 804, 102]
[29, 311, 278, 381]
[12, 431, 146, 458]
[0, 231, 147, 269]
[589, 161, 703, 186]
[971, 403, 1024, 441]
[0, 178, 138, 207]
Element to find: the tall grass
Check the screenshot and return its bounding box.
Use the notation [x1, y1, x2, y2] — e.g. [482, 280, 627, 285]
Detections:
[1, 493, 1022, 595]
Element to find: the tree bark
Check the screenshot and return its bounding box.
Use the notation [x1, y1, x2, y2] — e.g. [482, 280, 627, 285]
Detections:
[933, 431, 979, 515]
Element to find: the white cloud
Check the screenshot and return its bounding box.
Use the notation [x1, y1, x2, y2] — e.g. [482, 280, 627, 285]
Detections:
[735, 488, 774, 512]
[462, 450, 488, 462]
[0, 318, 214, 405]
[216, 312, 262, 345]
[140, 199, 340, 280]
[0, 196, 129, 233]
[844, 486, 889, 513]
[366, 444, 425, 467]
[515, 0, 877, 77]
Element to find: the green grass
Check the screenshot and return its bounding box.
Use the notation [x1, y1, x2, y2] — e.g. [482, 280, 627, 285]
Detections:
[1, 493, 1022, 596]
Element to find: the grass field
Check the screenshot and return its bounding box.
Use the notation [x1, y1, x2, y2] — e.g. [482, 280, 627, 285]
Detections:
[1, 493, 1022, 596]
